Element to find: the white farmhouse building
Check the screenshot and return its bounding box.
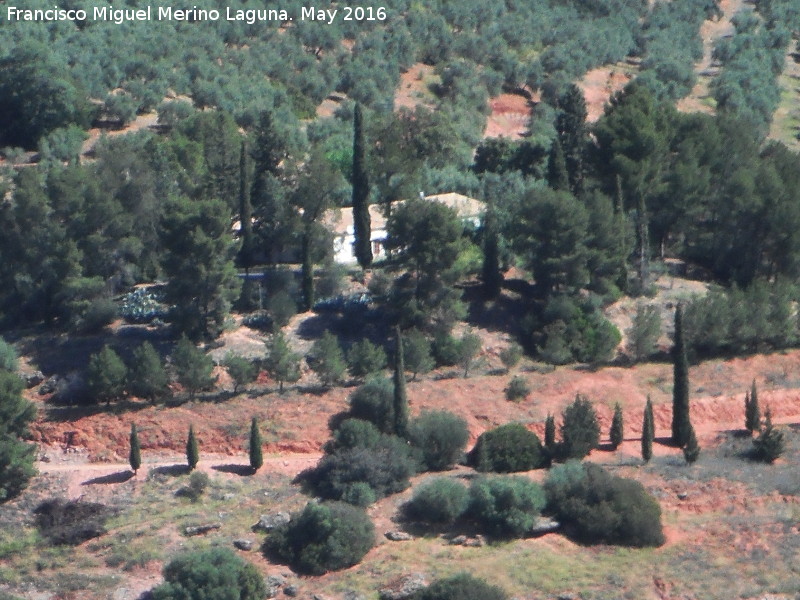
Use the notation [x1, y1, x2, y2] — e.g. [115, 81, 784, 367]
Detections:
[325, 192, 485, 265]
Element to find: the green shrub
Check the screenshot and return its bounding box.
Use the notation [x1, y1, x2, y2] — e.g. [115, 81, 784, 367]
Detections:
[0, 338, 17, 372]
[267, 290, 297, 329]
[499, 343, 523, 372]
[559, 395, 600, 460]
[347, 338, 387, 379]
[414, 573, 507, 600]
[545, 462, 665, 547]
[34, 499, 115, 546]
[468, 476, 546, 538]
[302, 435, 417, 502]
[409, 411, 469, 471]
[504, 376, 530, 402]
[340, 482, 377, 507]
[223, 354, 258, 393]
[404, 478, 468, 525]
[184, 471, 209, 502]
[469, 423, 546, 472]
[348, 378, 396, 434]
[432, 332, 461, 367]
[268, 501, 374, 575]
[172, 336, 216, 398]
[128, 342, 169, 401]
[77, 298, 117, 334]
[151, 548, 266, 600]
[404, 328, 435, 379]
[310, 330, 346, 387]
[325, 419, 382, 453]
[752, 409, 784, 463]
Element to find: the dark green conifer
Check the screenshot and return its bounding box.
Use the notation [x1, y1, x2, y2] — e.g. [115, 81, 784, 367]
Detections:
[610, 403, 624, 450]
[393, 327, 409, 437]
[352, 103, 372, 269]
[186, 425, 199, 471]
[745, 380, 761, 434]
[671, 305, 691, 446]
[544, 413, 556, 452]
[481, 203, 502, 299]
[642, 397, 654, 462]
[249, 417, 263, 472]
[547, 137, 569, 192]
[129, 423, 141, 475]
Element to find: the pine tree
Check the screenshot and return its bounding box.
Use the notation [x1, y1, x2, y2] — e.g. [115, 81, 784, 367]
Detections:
[352, 103, 372, 269]
[671, 305, 691, 446]
[172, 336, 216, 399]
[310, 330, 346, 387]
[745, 380, 761, 434]
[642, 397, 654, 462]
[610, 403, 624, 450]
[186, 425, 199, 471]
[544, 413, 556, 452]
[393, 327, 409, 437]
[129, 423, 141, 475]
[87, 345, 127, 405]
[265, 332, 301, 392]
[249, 417, 263, 472]
[682, 423, 700, 464]
[547, 137, 570, 191]
[128, 342, 169, 402]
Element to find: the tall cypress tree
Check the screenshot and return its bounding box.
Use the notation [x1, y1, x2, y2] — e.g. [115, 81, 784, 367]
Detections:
[249, 417, 263, 472]
[745, 380, 761, 434]
[556, 83, 588, 194]
[610, 403, 624, 450]
[481, 203, 502, 298]
[393, 326, 409, 437]
[237, 140, 255, 274]
[129, 423, 141, 475]
[544, 413, 556, 451]
[671, 305, 691, 446]
[186, 424, 199, 471]
[547, 137, 570, 192]
[352, 103, 372, 269]
[642, 396, 654, 462]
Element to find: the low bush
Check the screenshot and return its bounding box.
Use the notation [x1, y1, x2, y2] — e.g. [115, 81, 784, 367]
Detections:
[468, 476, 546, 538]
[268, 501, 374, 575]
[325, 418, 382, 453]
[409, 411, 469, 471]
[404, 478, 469, 525]
[469, 423, 546, 472]
[34, 499, 115, 546]
[544, 461, 665, 547]
[151, 547, 265, 600]
[414, 573, 507, 600]
[301, 434, 418, 503]
[348, 378, 396, 434]
[504, 376, 530, 402]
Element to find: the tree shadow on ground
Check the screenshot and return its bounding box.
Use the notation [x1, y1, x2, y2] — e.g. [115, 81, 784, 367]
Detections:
[82, 470, 134, 485]
[150, 464, 189, 477]
[211, 464, 254, 476]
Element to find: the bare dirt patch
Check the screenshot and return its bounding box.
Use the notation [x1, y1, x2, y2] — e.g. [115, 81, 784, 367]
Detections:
[483, 92, 534, 139]
[578, 66, 634, 122]
[394, 63, 438, 112]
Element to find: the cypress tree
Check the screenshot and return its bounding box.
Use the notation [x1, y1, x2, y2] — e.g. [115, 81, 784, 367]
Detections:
[481, 203, 502, 299]
[249, 417, 263, 472]
[301, 231, 314, 311]
[544, 413, 556, 451]
[682, 423, 700, 464]
[547, 137, 569, 192]
[671, 305, 691, 446]
[129, 423, 141, 475]
[745, 380, 761, 434]
[186, 425, 199, 471]
[393, 327, 409, 437]
[352, 103, 372, 269]
[642, 397, 654, 462]
[610, 403, 624, 450]
[237, 140, 254, 273]
[556, 83, 588, 194]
